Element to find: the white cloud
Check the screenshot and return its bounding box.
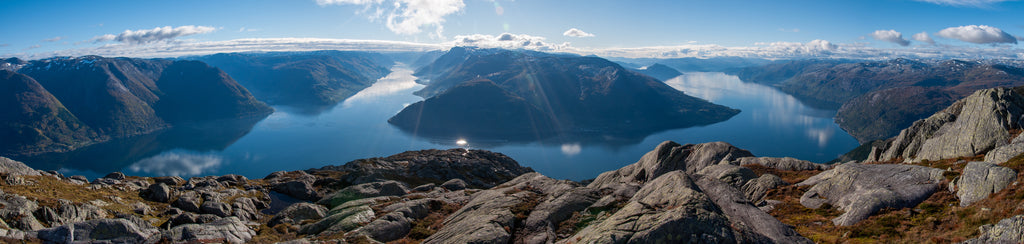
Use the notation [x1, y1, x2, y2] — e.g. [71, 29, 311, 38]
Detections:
[936, 25, 1018, 44]
[12, 38, 443, 60]
[912, 0, 1017, 7]
[913, 31, 935, 45]
[869, 30, 910, 46]
[92, 25, 217, 45]
[42, 36, 65, 42]
[450, 33, 571, 51]
[778, 28, 800, 33]
[318, 0, 464, 37]
[563, 28, 595, 38]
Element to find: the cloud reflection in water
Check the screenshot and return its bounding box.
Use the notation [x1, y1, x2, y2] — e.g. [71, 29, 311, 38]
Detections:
[128, 150, 224, 177]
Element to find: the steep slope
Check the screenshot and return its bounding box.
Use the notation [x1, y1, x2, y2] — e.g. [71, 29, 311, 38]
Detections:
[633, 63, 682, 81]
[738, 59, 1024, 142]
[151, 61, 273, 123]
[3, 56, 272, 156]
[388, 79, 557, 138]
[0, 70, 96, 155]
[867, 87, 1024, 162]
[399, 47, 739, 138]
[194, 51, 392, 108]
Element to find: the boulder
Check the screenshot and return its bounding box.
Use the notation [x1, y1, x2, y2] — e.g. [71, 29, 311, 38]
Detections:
[0, 157, 41, 176]
[268, 202, 328, 227]
[440, 179, 467, 191]
[566, 171, 739, 243]
[986, 142, 1024, 164]
[142, 183, 176, 203]
[165, 212, 222, 228]
[159, 217, 255, 243]
[103, 172, 126, 180]
[733, 157, 830, 171]
[173, 191, 203, 213]
[153, 176, 186, 186]
[955, 161, 1017, 206]
[272, 179, 321, 202]
[231, 197, 261, 222]
[742, 174, 787, 202]
[0, 192, 44, 231]
[299, 205, 375, 235]
[33, 200, 107, 227]
[201, 201, 233, 217]
[697, 164, 758, 188]
[411, 183, 436, 192]
[964, 215, 1024, 244]
[318, 180, 409, 208]
[798, 163, 945, 226]
[589, 141, 754, 189]
[693, 175, 812, 243]
[36, 217, 158, 243]
[355, 199, 437, 242]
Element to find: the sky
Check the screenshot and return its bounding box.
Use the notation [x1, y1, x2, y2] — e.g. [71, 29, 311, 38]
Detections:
[2, 0, 1024, 60]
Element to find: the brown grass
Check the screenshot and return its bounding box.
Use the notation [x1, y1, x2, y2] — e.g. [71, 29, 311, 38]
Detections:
[0, 174, 170, 226]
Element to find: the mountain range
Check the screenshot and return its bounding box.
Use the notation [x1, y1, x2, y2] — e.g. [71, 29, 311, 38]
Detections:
[735, 58, 1024, 142]
[0, 56, 272, 156]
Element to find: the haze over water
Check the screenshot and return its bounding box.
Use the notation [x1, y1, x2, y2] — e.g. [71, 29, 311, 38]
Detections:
[15, 67, 859, 181]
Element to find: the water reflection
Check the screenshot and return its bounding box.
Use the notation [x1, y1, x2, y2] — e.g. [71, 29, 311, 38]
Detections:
[128, 150, 224, 177]
[665, 72, 841, 148]
[11, 115, 265, 179]
[343, 66, 421, 107]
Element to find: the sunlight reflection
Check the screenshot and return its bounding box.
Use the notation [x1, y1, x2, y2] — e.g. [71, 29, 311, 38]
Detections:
[342, 65, 424, 107]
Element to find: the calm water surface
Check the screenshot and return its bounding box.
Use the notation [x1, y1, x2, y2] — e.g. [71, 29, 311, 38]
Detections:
[14, 67, 859, 180]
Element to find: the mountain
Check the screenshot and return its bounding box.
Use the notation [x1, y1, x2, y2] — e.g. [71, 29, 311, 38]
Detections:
[1, 56, 272, 156]
[0, 70, 95, 155]
[736, 58, 1024, 142]
[633, 63, 682, 81]
[388, 79, 557, 138]
[193, 51, 393, 109]
[394, 47, 740, 139]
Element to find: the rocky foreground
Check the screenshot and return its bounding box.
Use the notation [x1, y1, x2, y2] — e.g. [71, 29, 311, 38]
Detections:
[5, 87, 1024, 243]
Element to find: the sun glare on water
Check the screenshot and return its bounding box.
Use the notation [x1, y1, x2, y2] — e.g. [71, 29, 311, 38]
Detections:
[455, 139, 468, 146]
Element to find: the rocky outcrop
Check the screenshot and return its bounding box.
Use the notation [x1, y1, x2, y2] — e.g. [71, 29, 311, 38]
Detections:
[985, 137, 1024, 164]
[734, 156, 830, 171]
[269, 203, 329, 227]
[869, 88, 1024, 162]
[318, 180, 409, 208]
[964, 215, 1024, 244]
[159, 217, 256, 243]
[798, 163, 945, 226]
[953, 161, 1017, 207]
[321, 148, 534, 189]
[36, 217, 158, 243]
[0, 157, 41, 176]
[589, 141, 754, 188]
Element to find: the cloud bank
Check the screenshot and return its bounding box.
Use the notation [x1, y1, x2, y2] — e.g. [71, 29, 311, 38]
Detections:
[92, 25, 217, 45]
[937, 25, 1018, 44]
[451, 33, 570, 51]
[869, 30, 910, 46]
[563, 28, 595, 38]
[318, 0, 465, 37]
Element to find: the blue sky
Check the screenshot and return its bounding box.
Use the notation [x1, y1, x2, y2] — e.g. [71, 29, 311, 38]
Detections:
[2, 0, 1023, 59]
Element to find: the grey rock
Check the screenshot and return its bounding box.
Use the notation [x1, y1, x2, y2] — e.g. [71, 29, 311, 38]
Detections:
[0, 192, 44, 231]
[153, 176, 186, 186]
[269, 202, 328, 227]
[517, 187, 600, 244]
[142, 183, 176, 203]
[318, 180, 409, 208]
[742, 174, 787, 202]
[0, 157, 41, 176]
[697, 164, 758, 188]
[165, 212, 222, 228]
[589, 141, 754, 189]
[955, 161, 1017, 207]
[201, 201, 233, 217]
[103, 172, 126, 180]
[231, 197, 261, 222]
[173, 191, 203, 213]
[798, 163, 945, 226]
[33, 200, 107, 227]
[964, 215, 1024, 244]
[986, 143, 1024, 164]
[694, 174, 812, 243]
[272, 179, 321, 202]
[734, 156, 830, 171]
[299, 204, 375, 235]
[440, 179, 467, 191]
[872, 88, 1024, 162]
[412, 183, 436, 192]
[355, 199, 436, 242]
[216, 174, 248, 185]
[36, 217, 158, 244]
[159, 216, 255, 244]
[566, 171, 738, 243]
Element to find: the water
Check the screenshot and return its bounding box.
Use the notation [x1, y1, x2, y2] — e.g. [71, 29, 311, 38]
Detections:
[11, 68, 860, 181]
